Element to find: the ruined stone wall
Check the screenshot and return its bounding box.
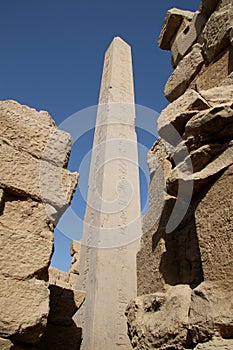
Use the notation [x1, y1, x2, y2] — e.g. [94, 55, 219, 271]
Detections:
[127, 1, 233, 349]
[0, 100, 84, 349]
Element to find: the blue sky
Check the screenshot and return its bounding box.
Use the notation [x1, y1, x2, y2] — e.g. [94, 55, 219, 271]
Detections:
[0, 0, 200, 271]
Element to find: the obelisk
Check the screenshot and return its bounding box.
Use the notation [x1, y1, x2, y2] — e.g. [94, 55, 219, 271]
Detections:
[74, 37, 141, 349]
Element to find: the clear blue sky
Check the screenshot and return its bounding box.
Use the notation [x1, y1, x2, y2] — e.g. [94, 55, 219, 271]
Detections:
[0, 0, 200, 271]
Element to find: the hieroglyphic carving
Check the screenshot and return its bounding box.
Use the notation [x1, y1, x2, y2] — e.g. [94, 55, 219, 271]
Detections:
[74, 37, 141, 349]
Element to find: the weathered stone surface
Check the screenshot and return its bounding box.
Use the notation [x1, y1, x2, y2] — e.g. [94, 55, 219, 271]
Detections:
[167, 141, 233, 195]
[186, 143, 227, 173]
[189, 281, 233, 341]
[199, 85, 233, 106]
[49, 266, 70, 286]
[216, 0, 233, 11]
[158, 89, 210, 137]
[135, 2, 233, 349]
[141, 139, 171, 236]
[193, 338, 233, 349]
[127, 282, 233, 350]
[69, 272, 78, 288]
[42, 268, 85, 350]
[126, 285, 192, 350]
[0, 140, 78, 209]
[0, 100, 55, 127]
[0, 338, 14, 350]
[138, 192, 205, 295]
[165, 44, 204, 102]
[0, 277, 49, 344]
[201, 7, 233, 62]
[195, 165, 233, 282]
[184, 105, 233, 149]
[0, 99, 79, 348]
[219, 71, 233, 86]
[0, 197, 53, 280]
[137, 139, 173, 295]
[70, 240, 81, 256]
[171, 11, 207, 66]
[69, 241, 81, 275]
[0, 100, 72, 168]
[195, 46, 233, 91]
[158, 8, 194, 50]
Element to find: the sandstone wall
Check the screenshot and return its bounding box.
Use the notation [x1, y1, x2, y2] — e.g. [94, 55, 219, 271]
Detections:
[0, 100, 83, 349]
[127, 1, 233, 349]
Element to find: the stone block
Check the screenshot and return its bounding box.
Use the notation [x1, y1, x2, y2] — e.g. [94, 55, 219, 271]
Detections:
[0, 100, 72, 168]
[70, 240, 81, 256]
[184, 105, 233, 143]
[201, 7, 233, 62]
[167, 141, 233, 196]
[137, 191, 204, 294]
[189, 281, 233, 340]
[141, 139, 171, 235]
[195, 165, 233, 282]
[165, 44, 204, 102]
[126, 285, 192, 349]
[171, 11, 207, 66]
[200, 85, 233, 105]
[0, 100, 55, 127]
[49, 266, 70, 286]
[0, 197, 53, 280]
[69, 272, 78, 287]
[195, 46, 233, 91]
[158, 89, 210, 137]
[0, 276, 49, 344]
[69, 259, 80, 274]
[158, 8, 194, 50]
[0, 140, 78, 210]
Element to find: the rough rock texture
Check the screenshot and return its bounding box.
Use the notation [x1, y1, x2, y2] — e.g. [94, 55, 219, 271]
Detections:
[201, 6, 233, 62]
[158, 8, 194, 50]
[194, 46, 233, 91]
[37, 262, 85, 350]
[164, 44, 204, 102]
[128, 1, 233, 349]
[0, 100, 81, 348]
[49, 240, 81, 289]
[193, 338, 233, 349]
[126, 281, 233, 350]
[171, 11, 208, 67]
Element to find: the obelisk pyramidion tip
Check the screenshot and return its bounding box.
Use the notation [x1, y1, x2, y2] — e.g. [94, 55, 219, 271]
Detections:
[112, 36, 130, 46]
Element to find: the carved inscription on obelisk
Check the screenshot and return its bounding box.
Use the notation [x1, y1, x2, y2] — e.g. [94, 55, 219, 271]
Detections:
[74, 37, 141, 349]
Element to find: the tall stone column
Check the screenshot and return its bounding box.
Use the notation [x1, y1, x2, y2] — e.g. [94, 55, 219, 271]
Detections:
[74, 37, 141, 349]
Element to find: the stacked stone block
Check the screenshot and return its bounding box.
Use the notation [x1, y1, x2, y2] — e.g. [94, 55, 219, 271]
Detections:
[127, 1, 233, 349]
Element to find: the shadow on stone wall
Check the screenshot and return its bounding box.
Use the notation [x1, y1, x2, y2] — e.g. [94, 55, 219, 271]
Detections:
[37, 285, 82, 350]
